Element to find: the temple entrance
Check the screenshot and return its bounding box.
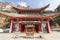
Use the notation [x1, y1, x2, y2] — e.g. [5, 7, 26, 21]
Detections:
[12, 20, 49, 33]
[12, 22, 39, 33]
[25, 24, 35, 33]
[24, 24, 35, 36]
[41, 22, 48, 33]
[22, 24, 39, 33]
[13, 23, 19, 32]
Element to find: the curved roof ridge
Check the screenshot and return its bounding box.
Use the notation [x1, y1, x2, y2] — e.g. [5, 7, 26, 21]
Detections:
[11, 4, 50, 11]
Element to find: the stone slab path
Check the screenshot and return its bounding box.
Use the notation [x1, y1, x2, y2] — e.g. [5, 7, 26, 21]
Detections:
[0, 31, 60, 40]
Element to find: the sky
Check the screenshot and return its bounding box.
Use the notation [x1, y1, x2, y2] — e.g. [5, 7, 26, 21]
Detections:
[0, 0, 60, 11]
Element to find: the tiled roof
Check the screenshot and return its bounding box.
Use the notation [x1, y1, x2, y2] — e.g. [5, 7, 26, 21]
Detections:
[0, 12, 60, 18]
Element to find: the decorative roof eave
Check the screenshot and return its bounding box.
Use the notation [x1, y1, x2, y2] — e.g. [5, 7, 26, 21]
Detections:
[11, 4, 50, 12]
[48, 13, 60, 20]
[0, 12, 60, 19]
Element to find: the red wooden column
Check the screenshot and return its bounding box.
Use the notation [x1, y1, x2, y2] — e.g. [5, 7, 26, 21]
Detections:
[9, 19, 14, 33]
[46, 19, 51, 33]
[19, 19, 22, 32]
[38, 19, 41, 32]
[25, 24, 28, 32]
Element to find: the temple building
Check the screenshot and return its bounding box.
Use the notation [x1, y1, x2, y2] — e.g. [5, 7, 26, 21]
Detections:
[0, 4, 60, 34]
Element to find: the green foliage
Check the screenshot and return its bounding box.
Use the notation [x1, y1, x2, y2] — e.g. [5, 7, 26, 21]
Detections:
[2, 9, 17, 13]
[0, 17, 10, 29]
[10, 9, 18, 13]
[0, 23, 10, 29]
[42, 10, 53, 13]
[2, 10, 11, 13]
[55, 5, 60, 12]
[49, 20, 56, 26]
[4, 23, 10, 28]
[54, 16, 60, 26]
[3, 18, 10, 29]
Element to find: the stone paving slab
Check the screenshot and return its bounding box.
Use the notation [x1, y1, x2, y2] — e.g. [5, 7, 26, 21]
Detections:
[0, 33, 44, 40]
[0, 31, 60, 40]
[43, 31, 60, 40]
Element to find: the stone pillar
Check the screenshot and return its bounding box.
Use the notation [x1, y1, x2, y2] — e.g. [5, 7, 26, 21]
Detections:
[9, 19, 14, 33]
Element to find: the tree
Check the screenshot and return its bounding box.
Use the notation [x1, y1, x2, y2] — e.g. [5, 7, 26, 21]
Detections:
[53, 5, 60, 28]
[49, 5, 60, 28]
[55, 5, 60, 12]
[42, 10, 53, 13]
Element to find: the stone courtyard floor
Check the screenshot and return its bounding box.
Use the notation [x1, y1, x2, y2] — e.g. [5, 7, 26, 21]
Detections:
[0, 31, 60, 40]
